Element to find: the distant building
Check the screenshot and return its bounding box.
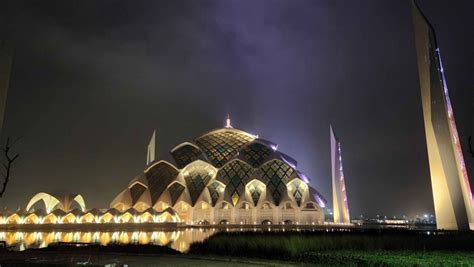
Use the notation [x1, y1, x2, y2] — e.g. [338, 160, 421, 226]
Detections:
[412, 2, 474, 230]
[111, 117, 326, 225]
[330, 126, 350, 223]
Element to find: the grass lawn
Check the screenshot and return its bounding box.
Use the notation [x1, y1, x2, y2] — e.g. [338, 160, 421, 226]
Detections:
[301, 250, 474, 266]
[189, 231, 474, 266]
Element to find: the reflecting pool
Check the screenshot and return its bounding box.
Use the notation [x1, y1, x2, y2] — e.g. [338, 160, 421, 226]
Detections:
[0, 229, 217, 252]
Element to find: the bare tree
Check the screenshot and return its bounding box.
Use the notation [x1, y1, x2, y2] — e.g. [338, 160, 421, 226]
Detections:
[0, 137, 19, 198]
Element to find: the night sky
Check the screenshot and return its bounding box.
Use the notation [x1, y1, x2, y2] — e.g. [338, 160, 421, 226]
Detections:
[0, 0, 472, 218]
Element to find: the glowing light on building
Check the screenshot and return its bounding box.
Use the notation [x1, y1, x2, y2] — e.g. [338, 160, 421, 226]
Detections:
[225, 114, 232, 128]
[412, 1, 474, 230]
[330, 125, 351, 223]
[436, 48, 473, 205]
[3, 118, 326, 227]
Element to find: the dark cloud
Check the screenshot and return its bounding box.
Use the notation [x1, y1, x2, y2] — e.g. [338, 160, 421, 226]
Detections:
[0, 0, 472, 217]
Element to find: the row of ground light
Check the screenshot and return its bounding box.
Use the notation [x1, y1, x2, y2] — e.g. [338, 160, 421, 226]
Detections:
[0, 207, 180, 224]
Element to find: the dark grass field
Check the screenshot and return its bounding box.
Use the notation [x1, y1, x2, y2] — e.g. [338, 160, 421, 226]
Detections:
[189, 230, 474, 266]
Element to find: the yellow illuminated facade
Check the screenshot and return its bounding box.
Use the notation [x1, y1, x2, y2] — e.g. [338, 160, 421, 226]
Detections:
[110, 119, 326, 225]
[0, 192, 180, 226]
[1, 119, 325, 227]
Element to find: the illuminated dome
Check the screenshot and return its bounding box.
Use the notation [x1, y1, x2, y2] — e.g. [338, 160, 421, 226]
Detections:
[111, 119, 326, 225]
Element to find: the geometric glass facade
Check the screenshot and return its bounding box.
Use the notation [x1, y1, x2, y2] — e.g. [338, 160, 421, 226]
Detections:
[258, 160, 294, 206]
[109, 121, 326, 225]
[171, 143, 206, 169]
[196, 130, 255, 167]
[217, 160, 253, 206]
[145, 162, 179, 204]
[288, 178, 305, 207]
[184, 169, 213, 206]
[130, 183, 147, 204]
[168, 182, 185, 206]
[207, 181, 223, 206]
[239, 142, 272, 167]
[247, 180, 265, 206]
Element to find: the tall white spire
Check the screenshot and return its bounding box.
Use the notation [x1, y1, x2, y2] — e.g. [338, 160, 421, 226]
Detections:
[225, 114, 233, 128]
[412, 1, 474, 230]
[146, 130, 156, 165]
[330, 125, 351, 224]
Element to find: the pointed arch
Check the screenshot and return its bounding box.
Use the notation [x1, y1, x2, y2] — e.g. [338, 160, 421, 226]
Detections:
[153, 201, 171, 212]
[257, 159, 294, 205]
[6, 213, 21, 224]
[171, 142, 208, 168]
[140, 211, 155, 223]
[129, 183, 147, 205]
[195, 200, 211, 211]
[159, 210, 178, 223]
[26, 193, 62, 213]
[238, 201, 252, 210]
[246, 179, 266, 206]
[217, 159, 253, 206]
[287, 178, 308, 207]
[181, 160, 217, 206]
[207, 180, 225, 206]
[42, 213, 57, 224]
[216, 200, 232, 210]
[23, 213, 39, 224]
[71, 194, 86, 212]
[261, 201, 274, 210]
[166, 181, 186, 206]
[62, 213, 76, 224]
[144, 160, 180, 205]
[100, 212, 116, 223]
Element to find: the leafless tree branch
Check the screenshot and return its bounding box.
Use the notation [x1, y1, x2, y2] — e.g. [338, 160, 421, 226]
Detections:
[0, 137, 20, 198]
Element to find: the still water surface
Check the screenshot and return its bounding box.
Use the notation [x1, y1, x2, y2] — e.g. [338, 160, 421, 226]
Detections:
[0, 229, 217, 252]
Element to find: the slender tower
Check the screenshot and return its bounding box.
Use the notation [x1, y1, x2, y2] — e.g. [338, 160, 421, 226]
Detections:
[330, 125, 350, 223]
[146, 130, 156, 165]
[0, 41, 12, 133]
[225, 114, 232, 128]
[412, 1, 473, 230]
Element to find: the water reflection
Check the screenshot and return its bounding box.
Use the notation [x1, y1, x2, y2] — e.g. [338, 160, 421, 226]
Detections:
[0, 229, 216, 252]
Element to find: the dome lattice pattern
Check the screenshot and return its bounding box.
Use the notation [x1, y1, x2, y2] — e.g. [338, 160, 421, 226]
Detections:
[110, 127, 326, 225]
[145, 162, 179, 204]
[195, 130, 255, 167]
[239, 142, 272, 167]
[217, 160, 253, 206]
[171, 144, 206, 169]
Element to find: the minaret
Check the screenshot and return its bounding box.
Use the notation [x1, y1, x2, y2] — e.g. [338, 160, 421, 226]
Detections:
[330, 125, 350, 223]
[412, 1, 473, 230]
[146, 130, 156, 165]
[0, 41, 12, 133]
[225, 114, 233, 128]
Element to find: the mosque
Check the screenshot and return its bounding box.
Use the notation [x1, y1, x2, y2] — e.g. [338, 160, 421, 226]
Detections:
[0, 117, 332, 226]
[110, 116, 327, 225]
